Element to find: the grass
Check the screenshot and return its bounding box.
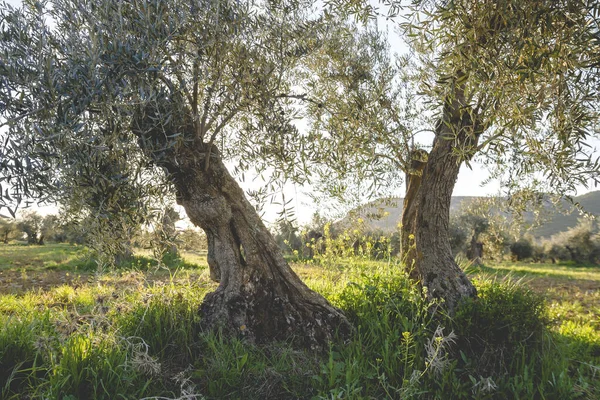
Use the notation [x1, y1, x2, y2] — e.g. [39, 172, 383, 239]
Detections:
[470, 261, 600, 281]
[0, 243, 599, 399]
[0, 243, 92, 272]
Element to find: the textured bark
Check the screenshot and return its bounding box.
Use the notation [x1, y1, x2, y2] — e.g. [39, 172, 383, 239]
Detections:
[178, 150, 351, 347]
[413, 131, 477, 311]
[133, 114, 351, 348]
[401, 149, 428, 279]
[401, 86, 480, 312]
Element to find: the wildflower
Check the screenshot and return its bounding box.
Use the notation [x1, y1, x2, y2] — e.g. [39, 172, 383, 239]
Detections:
[472, 376, 498, 395]
[425, 326, 457, 376]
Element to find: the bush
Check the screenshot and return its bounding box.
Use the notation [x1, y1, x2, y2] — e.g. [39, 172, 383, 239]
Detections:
[179, 228, 207, 251]
[542, 219, 600, 264]
[452, 278, 547, 375]
[510, 238, 534, 261]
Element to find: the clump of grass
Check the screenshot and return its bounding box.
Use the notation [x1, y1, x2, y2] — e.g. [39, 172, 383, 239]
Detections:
[189, 332, 318, 399]
[42, 334, 156, 400]
[452, 277, 548, 375]
[115, 283, 203, 365]
[0, 314, 52, 398]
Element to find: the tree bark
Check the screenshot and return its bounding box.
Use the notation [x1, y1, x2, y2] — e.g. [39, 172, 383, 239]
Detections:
[401, 87, 480, 312]
[178, 149, 351, 347]
[133, 114, 351, 348]
[401, 149, 428, 279]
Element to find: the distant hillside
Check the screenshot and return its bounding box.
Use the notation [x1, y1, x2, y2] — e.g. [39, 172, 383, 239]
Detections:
[340, 191, 600, 238]
[532, 191, 600, 237]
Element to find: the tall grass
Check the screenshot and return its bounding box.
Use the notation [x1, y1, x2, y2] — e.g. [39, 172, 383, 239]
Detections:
[0, 252, 598, 399]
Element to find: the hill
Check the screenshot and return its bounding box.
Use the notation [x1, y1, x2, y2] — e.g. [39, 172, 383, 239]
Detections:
[341, 191, 600, 238]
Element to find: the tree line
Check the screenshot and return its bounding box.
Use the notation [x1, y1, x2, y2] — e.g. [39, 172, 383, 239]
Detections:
[274, 204, 600, 266]
[0, 208, 207, 259]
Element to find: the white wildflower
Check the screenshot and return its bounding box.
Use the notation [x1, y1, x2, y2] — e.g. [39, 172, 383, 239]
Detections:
[472, 376, 498, 395]
[425, 326, 457, 376]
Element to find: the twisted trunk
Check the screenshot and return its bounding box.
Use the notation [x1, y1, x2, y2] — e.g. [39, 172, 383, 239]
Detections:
[179, 150, 351, 347]
[133, 112, 350, 347]
[466, 234, 484, 265]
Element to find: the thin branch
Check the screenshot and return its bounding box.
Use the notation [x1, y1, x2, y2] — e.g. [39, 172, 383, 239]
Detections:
[276, 92, 335, 114]
[210, 107, 239, 142]
[199, 69, 223, 140]
[373, 151, 404, 170]
[0, 107, 48, 129]
[475, 128, 507, 152]
[204, 106, 239, 172]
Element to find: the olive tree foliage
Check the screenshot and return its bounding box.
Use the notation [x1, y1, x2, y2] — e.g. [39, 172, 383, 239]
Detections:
[0, 0, 320, 210]
[302, 25, 422, 209]
[402, 0, 600, 195]
[0, 0, 352, 346]
[308, 0, 600, 310]
[0, 215, 16, 243]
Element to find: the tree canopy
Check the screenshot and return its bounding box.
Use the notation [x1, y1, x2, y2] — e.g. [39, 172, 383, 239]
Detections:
[0, 0, 329, 215]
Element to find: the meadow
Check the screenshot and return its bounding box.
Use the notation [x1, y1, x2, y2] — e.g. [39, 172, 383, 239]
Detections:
[0, 243, 598, 399]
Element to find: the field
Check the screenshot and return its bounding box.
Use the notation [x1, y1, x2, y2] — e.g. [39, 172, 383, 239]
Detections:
[1, 243, 599, 399]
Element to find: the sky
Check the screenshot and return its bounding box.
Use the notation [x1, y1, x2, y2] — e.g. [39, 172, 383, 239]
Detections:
[1, 0, 595, 227]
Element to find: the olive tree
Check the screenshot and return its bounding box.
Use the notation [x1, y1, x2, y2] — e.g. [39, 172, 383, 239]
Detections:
[0, 215, 16, 243]
[17, 210, 44, 244]
[310, 0, 600, 310]
[0, 0, 350, 347]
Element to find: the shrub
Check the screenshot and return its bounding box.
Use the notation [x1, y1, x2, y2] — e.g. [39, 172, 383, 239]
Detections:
[542, 219, 600, 264]
[510, 238, 534, 261]
[452, 278, 547, 376]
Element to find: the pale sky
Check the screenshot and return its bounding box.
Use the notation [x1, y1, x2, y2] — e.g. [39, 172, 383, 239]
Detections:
[2, 0, 594, 227]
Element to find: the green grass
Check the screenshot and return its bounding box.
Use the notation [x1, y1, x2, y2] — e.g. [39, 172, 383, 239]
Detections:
[0, 243, 598, 399]
[0, 243, 91, 272]
[470, 261, 600, 281]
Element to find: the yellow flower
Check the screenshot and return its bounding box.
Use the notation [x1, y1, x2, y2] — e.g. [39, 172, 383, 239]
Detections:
[240, 325, 246, 331]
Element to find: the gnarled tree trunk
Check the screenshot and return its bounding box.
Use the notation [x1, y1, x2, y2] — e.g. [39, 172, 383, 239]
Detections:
[133, 113, 351, 348]
[179, 149, 351, 347]
[401, 87, 480, 312]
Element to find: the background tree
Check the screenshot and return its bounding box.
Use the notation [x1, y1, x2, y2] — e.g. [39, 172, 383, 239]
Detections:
[0, 216, 16, 243]
[38, 214, 60, 245]
[54, 139, 154, 265]
[178, 228, 208, 252]
[152, 205, 181, 261]
[510, 238, 534, 262]
[542, 219, 600, 264]
[311, 0, 600, 310]
[273, 219, 303, 256]
[17, 210, 44, 244]
[0, 0, 350, 346]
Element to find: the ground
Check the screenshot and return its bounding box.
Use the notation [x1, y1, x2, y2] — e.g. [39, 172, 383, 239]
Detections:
[0, 243, 598, 399]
